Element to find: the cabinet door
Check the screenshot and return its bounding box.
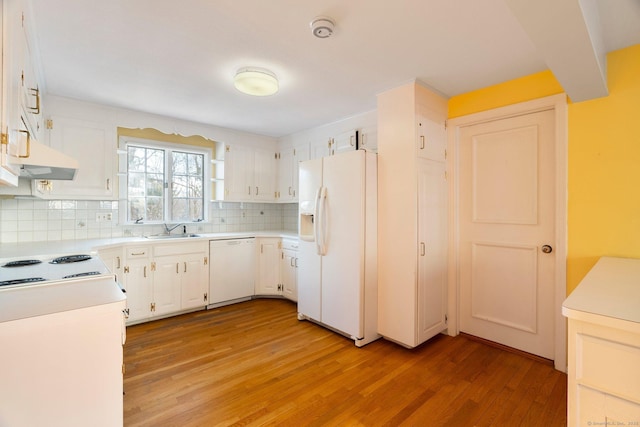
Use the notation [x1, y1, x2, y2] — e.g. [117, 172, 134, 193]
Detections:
[123, 257, 152, 322]
[256, 238, 281, 295]
[152, 256, 182, 316]
[277, 148, 294, 202]
[47, 116, 116, 199]
[416, 159, 447, 343]
[253, 148, 276, 201]
[181, 252, 208, 309]
[416, 114, 446, 162]
[292, 145, 309, 201]
[98, 247, 123, 284]
[332, 130, 357, 155]
[281, 248, 297, 301]
[224, 144, 252, 201]
[310, 138, 331, 160]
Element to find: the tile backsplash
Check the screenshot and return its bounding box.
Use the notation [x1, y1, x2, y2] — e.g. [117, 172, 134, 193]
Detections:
[0, 199, 299, 243]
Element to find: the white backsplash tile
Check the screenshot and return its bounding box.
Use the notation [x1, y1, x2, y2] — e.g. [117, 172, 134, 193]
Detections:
[0, 199, 299, 243]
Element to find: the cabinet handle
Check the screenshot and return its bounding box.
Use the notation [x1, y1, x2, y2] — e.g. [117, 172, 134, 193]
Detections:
[420, 242, 426, 256]
[420, 135, 425, 149]
[17, 128, 31, 158]
[27, 87, 40, 114]
[184, 262, 187, 273]
[106, 178, 110, 191]
[176, 263, 179, 274]
[116, 256, 121, 269]
[256, 186, 259, 195]
[248, 186, 251, 195]
[290, 257, 295, 267]
[131, 251, 146, 256]
[261, 244, 263, 254]
[295, 257, 298, 267]
[144, 266, 147, 277]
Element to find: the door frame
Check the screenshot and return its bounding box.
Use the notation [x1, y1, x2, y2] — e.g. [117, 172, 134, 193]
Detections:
[446, 93, 568, 372]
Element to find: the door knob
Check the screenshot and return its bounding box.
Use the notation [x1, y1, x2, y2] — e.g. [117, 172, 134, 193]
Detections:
[541, 245, 553, 254]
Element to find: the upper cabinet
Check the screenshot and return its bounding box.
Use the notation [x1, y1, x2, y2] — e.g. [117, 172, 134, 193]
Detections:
[45, 115, 117, 200]
[0, 0, 43, 186]
[416, 109, 446, 162]
[224, 144, 276, 202]
[276, 144, 309, 202]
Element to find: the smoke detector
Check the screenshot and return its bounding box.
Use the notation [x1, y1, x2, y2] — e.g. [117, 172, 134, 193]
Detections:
[310, 16, 335, 38]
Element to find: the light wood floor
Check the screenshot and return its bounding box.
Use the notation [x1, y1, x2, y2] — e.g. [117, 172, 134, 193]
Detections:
[123, 299, 567, 426]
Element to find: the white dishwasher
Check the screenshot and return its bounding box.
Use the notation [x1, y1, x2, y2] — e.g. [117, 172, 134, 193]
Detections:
[208, 238, 256, 307]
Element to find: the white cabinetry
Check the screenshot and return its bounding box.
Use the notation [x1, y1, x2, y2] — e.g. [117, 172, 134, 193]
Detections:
[0, 0, 42, 186]
[45, 116, 117, 199]
[563, 257, 640, 426]
[224, 144, 276, 202]
[122, 245, 153, 323]
[255, 237, 281, 295]
[122, 241, 208, 324]
[98, 246, 124, 284]
[281, 238, 299, 302]
[276, 145, 309, 202]
[377, 82, 448, 348]
[416, 111, 446, 162]
[209, 238, 256, 305]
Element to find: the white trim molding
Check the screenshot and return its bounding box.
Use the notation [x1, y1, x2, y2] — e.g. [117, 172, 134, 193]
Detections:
[446, 93, 568, 372]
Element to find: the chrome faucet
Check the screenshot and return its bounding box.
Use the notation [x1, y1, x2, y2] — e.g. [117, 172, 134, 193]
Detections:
[164, 223, 184, 235]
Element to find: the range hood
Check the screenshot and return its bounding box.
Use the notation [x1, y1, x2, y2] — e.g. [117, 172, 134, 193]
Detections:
[15, 139, 79, 180]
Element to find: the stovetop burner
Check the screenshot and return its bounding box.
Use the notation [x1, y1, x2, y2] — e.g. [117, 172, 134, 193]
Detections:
[62, 271, 101, 279]
[0, 277, 47, 286]
[50, 255, 92, 264]
[2, 259, 43, 268]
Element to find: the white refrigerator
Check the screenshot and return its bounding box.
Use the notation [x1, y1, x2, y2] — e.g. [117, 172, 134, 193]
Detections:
[298, 149, 379, 347]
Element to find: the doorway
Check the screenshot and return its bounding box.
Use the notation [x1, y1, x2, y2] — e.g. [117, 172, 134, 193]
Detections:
[447, 94, 567, 371]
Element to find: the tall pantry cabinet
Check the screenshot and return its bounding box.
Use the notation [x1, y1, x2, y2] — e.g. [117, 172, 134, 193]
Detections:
[377, 82, 448, 348]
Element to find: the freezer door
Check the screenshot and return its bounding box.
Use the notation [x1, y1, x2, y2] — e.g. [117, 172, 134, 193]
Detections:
[297, 239, 322, 321]
[320, 150, 366, 338]
[298, 157, 322, 215]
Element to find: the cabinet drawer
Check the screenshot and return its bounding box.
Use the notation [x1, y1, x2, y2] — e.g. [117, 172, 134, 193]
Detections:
[282, 239, 299, 251]
[577, 332, 640, 401]
[153, 242, 207, 257]
[126, 246, 150, 258]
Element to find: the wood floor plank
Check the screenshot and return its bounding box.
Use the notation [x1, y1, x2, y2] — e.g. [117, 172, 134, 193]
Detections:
[123, 299, 567, 426]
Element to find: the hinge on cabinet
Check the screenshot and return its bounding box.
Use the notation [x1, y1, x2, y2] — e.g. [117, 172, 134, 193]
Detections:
[225, 145, 230, 152]
[281, 252, 284, 259]
[46, 119, 53, 130]
[445, 314, 448, 324]
[204, 293, 208, 302]
[204, 256, 208, 265]
[444, 120, 448, 130]
[151, 302, 156, 312]
[275, 152, 278, 159]
[1, 132, 7, 146]
[151, 262, 156, 271]
[124, 266, 130, 273]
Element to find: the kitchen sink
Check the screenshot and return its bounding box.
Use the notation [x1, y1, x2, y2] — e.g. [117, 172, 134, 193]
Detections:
[144, 234, 201, 240]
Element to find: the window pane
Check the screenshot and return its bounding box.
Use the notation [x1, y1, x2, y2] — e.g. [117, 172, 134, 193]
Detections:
[128, 173, 145, 197]
[147, 174, 164, 197]
[146, 197, 163, 221]
[189, 176, 203, 198]
[172, 151, 187, 175]
[172, 175, 187, 198]
[172, 198, 189, 221]
[190, 199, 203, 221]
[129, 198, 145, 221]
[188, 153, 203, 175]
[128, 147, 146, 172]
[147, 150, 164, 174]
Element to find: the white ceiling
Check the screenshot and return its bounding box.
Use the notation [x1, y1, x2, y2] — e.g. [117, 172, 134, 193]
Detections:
[28, 0, 640, 138]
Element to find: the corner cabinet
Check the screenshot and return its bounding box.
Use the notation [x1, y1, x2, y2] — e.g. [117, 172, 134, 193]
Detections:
[377, 82, 449, 348]
[45, 116, 117, 200]
[562, 257, 640, 426]
[255, 237, 281, 295]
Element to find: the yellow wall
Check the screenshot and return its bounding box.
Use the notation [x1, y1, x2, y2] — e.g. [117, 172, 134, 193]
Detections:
[448, 43, 640, 294]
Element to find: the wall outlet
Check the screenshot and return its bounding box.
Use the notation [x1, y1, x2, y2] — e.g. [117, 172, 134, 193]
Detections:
[96, 212, 113, 222]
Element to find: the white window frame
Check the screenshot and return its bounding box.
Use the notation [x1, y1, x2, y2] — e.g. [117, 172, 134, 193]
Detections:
[118, 136, 211, 225]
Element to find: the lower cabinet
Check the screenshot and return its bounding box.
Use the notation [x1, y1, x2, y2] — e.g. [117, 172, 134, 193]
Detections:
[255, 238, 282, 296]
[121, 241, 208, 324]
[281, 239, 299, 302]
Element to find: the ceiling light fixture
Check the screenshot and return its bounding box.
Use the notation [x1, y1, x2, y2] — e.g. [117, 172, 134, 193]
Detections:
[234, 67, 279, 96]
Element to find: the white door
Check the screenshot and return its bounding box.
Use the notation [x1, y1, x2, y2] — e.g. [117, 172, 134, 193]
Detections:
[458, 109, 556, 359]
[320, 150, 364, 338]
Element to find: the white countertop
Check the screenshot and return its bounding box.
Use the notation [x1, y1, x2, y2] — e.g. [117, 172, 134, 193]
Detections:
[0, 230, 298, 259]
[562, 257, 640, 331]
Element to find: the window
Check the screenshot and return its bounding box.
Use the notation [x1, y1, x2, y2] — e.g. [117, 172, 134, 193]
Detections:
[122, 138, 209, 223]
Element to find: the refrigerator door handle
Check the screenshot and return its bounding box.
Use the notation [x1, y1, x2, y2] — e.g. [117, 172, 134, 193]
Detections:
[317, 186, 328, 256]
[313, 186, 323, 255]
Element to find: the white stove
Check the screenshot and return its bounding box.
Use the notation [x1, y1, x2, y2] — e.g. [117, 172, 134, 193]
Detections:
[0, 253, 112, 288]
